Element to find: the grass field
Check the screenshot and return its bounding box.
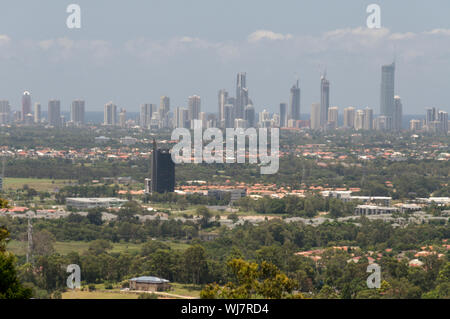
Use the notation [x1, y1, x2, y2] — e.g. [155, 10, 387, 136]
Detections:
[169, 283, 202, 298]
[7, 240, 191, 256]
[3, 178, 75, 192]
[62, 290, 139, 299]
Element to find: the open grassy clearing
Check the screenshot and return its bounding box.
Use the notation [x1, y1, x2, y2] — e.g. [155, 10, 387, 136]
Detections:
[7, 240, 191, 256]
[3, 178, 75, 192]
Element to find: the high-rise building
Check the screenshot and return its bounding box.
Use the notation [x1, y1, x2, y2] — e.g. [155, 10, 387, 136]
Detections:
[259, 109, 270, 125]
[363, 107, 373, 130]
[327, 106, 339, 130]
[310, 103, 321, 130]
[380, 62, 395, 118]
[104, 102, 117, 125]
[393, 96, 403, 131]
[48, 100, 61, 127]
[409, 119, 422, 131]
[289, 80, 301, 121]
[151, 140, 175, 193]
[438, 111, 448, 134]
[235, 72, 247, 119]
[343, 107, 355, 129]
[71, 100, 85, 126]
[22, 91, 31, 122]
[0, 100, 10, 124]
[174, 107, 189, 128]
[374, 115, 393, 131]
[426, 107, 437, 126]
[34, 103, 41, 124]
[234, 118, 247, 129]
[354, 110, 365, 130]
[279, 103, 287, 128]
[320, 74, 330, 128]
[158, 96, 170, 128]
[218, 89, 228, 122]
[119, 108, 127, 128]
[159, 96, 170, 118]
[244, 104, 256, 128]
[188, 95, 201, 121]
[140, 104, 154, 128]
[224, 104, 234, 128]
[199, 112, 207, 129]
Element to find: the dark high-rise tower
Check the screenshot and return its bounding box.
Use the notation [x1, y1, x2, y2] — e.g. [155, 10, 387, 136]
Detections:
[289, 80, 301, 121]
[151, 140, 175, 193]
[380, 62, 395, 117]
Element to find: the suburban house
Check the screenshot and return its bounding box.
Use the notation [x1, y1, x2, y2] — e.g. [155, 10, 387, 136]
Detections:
[129, 276, 171, 292]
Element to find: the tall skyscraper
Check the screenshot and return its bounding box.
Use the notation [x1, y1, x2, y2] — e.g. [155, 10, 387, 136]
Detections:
[244, 104, 256, 128]
[71, 100, 85, 126]
[343, 107, 355, 129]
[48, 100, 61, 127]
[22, 91, 31, 122]
[0, 100, 11, 124]
[363, 107, 374, 130]
[174, 107, 189, 128]
[34, 103, 41, 124]
[235, 72, 247, 119]
[151, 140, 175, 193]
[224, 104, 234, 128]
[218, 89, 228, 122]
[320, 74, 330, 128]
[119, 108, 127, 128]
[159, 96, 170, 117]
[438, 111, 448, 134]
[355, 110, 365, 130]
[140, 104, 154, 128]
[426, 107, 437, 126]
[310, 103, 321, 130]
[104, 102, 117, 125]
[393, 96, 403, 131]
[188, 95, 201, 121]
[289, 80, 301, 121]
[380, 62, 395, 118]
[279, 103, 287, 128]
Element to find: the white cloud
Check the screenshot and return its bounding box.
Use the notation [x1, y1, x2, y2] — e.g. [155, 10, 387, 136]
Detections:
[248, 30, 293, 43]
[0, 34, 11, 45]
[389, 32, 416, 40]
[423, 29, 450, 36]
[323, 27, 390, 39]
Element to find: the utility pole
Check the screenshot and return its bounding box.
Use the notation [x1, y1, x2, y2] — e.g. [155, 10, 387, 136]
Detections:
[0, 156, 5, 192]
[26, 215, 33, 265]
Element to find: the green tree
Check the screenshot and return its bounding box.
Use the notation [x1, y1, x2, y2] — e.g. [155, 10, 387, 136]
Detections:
[87, 211, 103, 225]
[184, 245, 208, 284]
[0, 226, 33, 299]
[201, 259, 296, 299]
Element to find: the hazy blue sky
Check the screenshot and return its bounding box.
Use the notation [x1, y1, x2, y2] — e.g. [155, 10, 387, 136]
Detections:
[1, 0, 450, 114]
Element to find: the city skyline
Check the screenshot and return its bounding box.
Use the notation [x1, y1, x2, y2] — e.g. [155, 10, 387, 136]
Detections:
[1, 1, 450, 114]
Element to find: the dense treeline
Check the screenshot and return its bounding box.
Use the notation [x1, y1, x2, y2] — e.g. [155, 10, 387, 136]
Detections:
[234, 195, 357, 217]
[3, 215, 449, 298]
[4, 158, 150, 183]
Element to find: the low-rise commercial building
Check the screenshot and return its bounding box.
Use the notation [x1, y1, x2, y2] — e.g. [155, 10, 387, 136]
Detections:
[66, 197, 127, 209]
